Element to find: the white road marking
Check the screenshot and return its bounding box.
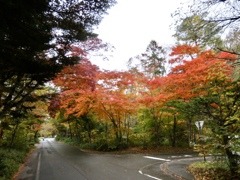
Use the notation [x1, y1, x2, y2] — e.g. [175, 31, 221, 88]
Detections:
[139, 171, 162, 180]
[184, 154, 192, 157]
[144, 156, 171, 161]
[170, 156, 181, 158]
[139, 156, 171, 179]
[35, 152, 41, 180]
[170, 154, 193, 158]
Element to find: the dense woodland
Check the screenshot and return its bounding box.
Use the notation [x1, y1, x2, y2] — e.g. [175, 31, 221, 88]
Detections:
[0, 0, 240, 179]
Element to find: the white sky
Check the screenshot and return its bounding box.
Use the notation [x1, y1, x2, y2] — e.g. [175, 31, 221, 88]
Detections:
[92, 0, 185, 71]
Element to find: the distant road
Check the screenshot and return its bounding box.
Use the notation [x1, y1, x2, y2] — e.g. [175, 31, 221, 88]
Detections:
[15, 138, 197, 180]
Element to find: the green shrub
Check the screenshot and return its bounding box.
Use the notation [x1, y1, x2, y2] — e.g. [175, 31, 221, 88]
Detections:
[55, 135, 61, 141]
[188, 161, 232, 180]
[0, 149, 28, 180]
[62, 138, 80, 146]
[79, 143, 94, 150]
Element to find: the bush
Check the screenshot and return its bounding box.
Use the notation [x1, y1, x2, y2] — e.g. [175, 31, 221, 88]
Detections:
[188, 161, 232, 180]
[79, 143, 95, 150]
[61, 138, 80, 146]
[0, 149, 28, 180]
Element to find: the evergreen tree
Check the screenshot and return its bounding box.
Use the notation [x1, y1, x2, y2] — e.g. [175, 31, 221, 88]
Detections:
[0, 0, 115, 143]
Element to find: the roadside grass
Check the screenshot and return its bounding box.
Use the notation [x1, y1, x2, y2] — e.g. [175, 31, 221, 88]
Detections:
[0, 146, 33, 180]
[188, 161, 234, 180]
[0, 148, 30, 180]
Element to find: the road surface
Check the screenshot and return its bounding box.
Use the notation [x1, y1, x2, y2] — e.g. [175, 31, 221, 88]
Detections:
[15, 138, 197, 180]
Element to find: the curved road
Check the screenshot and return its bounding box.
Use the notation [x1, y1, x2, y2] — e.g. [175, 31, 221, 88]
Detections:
[15, 138, 197, 180]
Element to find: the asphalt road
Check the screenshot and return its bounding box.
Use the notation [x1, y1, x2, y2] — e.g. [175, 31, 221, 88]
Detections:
[15, 138, 198, 180]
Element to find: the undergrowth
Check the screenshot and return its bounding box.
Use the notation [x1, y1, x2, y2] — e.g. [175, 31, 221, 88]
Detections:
[188, 161, 238, 180]
[0, 148, 30, 180]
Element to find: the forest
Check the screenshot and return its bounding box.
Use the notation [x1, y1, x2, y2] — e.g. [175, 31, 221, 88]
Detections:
[0, 0, 239, 179]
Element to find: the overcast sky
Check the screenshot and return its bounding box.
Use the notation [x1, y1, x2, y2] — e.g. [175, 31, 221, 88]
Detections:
[92, 0, 185, 71]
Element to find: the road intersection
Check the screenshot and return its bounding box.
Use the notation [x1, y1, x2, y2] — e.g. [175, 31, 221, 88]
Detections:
[15, 138, 202, 180]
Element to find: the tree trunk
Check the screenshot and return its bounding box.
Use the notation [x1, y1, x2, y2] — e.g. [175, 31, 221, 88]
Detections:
[125, 119, 130, 145]
[111, 118, 119, 142]
[223, 135, 239, 178]
[9, 121, 19, 149]
[187, 117, 192, 147]
[155, 116, 160, 146]
[86, 124, 92, 144]
[74, 120, 80, 141]
[68, 120, 72, 139]
[172, 115, 177, 147]
[34, 130, 39, 142]
[0, 127, 3, 145]
[104, 122, 108, 144]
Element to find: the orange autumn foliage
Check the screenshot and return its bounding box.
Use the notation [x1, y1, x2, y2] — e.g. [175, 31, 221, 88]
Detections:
[53, 59, 99, 117]
[169, 44, 201, 64]
[163, 45, 236, 100]
[142, 45, 236, 106]
[95, 70, 138, 120]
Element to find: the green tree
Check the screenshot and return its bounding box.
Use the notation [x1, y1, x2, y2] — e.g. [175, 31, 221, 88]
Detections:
[0, 0, 115, 145]
[165, 44, 240, 177]
[173, 14, 222, 49]
[174, 0, 240, 55]
[127, 41, 167, 147]
[128, 40, 166, 79]
[165, 99, 201, 147]
[193, 78, 240, 178]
